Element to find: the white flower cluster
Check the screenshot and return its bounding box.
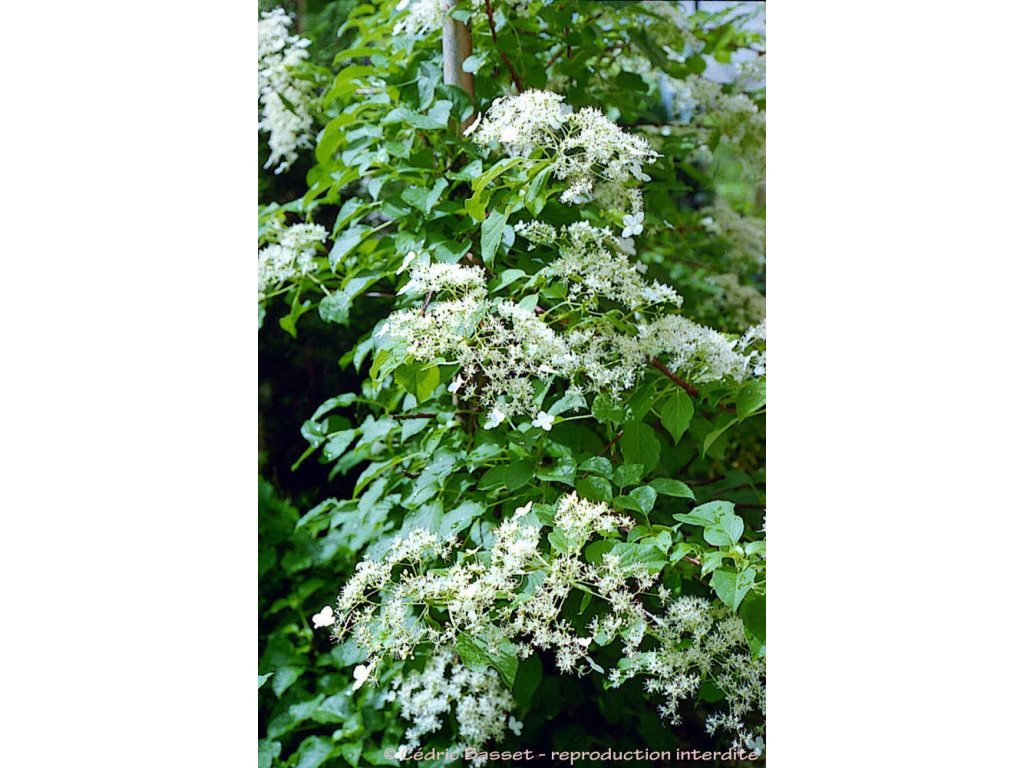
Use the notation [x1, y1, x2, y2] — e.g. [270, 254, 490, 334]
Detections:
[734, 54, 767, 93]
[708, 273, 766, 331]
[257, 222, 328, 301]
[638, 316, 756, 384]
[393, 0, 533, 36]
[384, 647, 518, 762]
[380, 277, 762, 413]
[392, 0, 446, 36]
[740, 319, 766, 377]
[327, 493, 765, 744]
[664, 75, 765, 181]
[701, 197, 766, 269]
[379, 294, 576, 417]
[519, 220, 682, 311]
[258, 8, 316, 174]
[609, 594, 766, 749]
[467, 90, 659, 207]
[379, 289, 762, 415]
[397, 255, 487, 297]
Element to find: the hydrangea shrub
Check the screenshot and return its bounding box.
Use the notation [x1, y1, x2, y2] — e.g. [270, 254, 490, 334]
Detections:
[259, 1, 766, 765]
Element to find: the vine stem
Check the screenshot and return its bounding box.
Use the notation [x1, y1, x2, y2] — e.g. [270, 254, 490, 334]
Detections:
[484, 0, 523, 93]
[648, 356, 699, 397]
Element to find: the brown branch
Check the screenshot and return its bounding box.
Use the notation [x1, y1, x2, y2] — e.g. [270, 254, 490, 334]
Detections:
[484, 0, 523, 93]
[649, 357, 699, 397]
[392, 413, 439, 420]
[545, 46, 566, 68]
[598, 430, 624, 457]
[687, 474, 727, 486]
[649, 357, 737, 412]
[579, 430, 624, 481]
[463, 252, 495, 277]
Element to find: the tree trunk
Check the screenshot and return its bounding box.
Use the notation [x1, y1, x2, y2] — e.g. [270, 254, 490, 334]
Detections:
[441, 0, 475, 134]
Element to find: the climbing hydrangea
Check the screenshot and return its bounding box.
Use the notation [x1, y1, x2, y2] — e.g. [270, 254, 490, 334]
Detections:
[328, 493, 765, 749]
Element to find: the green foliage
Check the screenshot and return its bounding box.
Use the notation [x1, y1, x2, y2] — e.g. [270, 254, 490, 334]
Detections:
[259, 0, 766, 763]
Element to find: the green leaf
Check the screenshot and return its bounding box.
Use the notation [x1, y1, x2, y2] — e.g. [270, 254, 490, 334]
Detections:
[257, 672, 274, 689]
[466, 157, 524, 221]
[702, 416, 738, 456]
[481, 208, 509, 265]
[711, 568, 756, 611]
[401, 178, 449, 215]
[703, 514, 745, 547]
[490, 268, 527, 293]
[736, 379, 767, 420]
[628, 485, 657, 514]
[271, 666, 303, 697]
[319, 271, 381, 325]
[462, 54, 486, 74]
[381, 105, 447, 130]
[592, 393, 627, 425]
[505, 458, 534, 491]
[739, 593, 767, 646]
[332, 198, 368, 236]
[674, 499, 734, 527]
[579, 456, 613, 478]
[536, 456, 576, 485]
[512, 653, 543, 708]
[660, 390, 694, 444]
[449, 159, 483, 182]
[400, 418, 430, 442]
[478, 465, 506, 490]
[648, 478, 695, 499]
[328, 224, 370, 269]
[368, 348, 390, 382]
[620, 421, 660, 474]
[394, 364, 440, 404]
[613, 494, 645, 515]
[548, 528, 571, 554]
[339, 742, 363, 768]
[612, 463, 645, 489]
[438, 501, 484, 539]
[456, 629, 519, 688]
[577, 475, 613, 503]
[608, 541, 667, 572]
[295, 736, 334, 768]
[258, 740, 282, 768]
[584, 539, 615, 564]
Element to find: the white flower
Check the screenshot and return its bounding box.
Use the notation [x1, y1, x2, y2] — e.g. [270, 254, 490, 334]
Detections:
[398, 250, 418, 274]
[745, 736, 765, 757]
[352, 664, 371, 690]
[513, 501, 534, 518]
[531, 411, 554, 431]
[622, 212, 644, 238]
[508, 716, 523, 736]
[312, 605, 335, 628]
[483, 408, 506, 429]
[447, 374, 465, 394]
